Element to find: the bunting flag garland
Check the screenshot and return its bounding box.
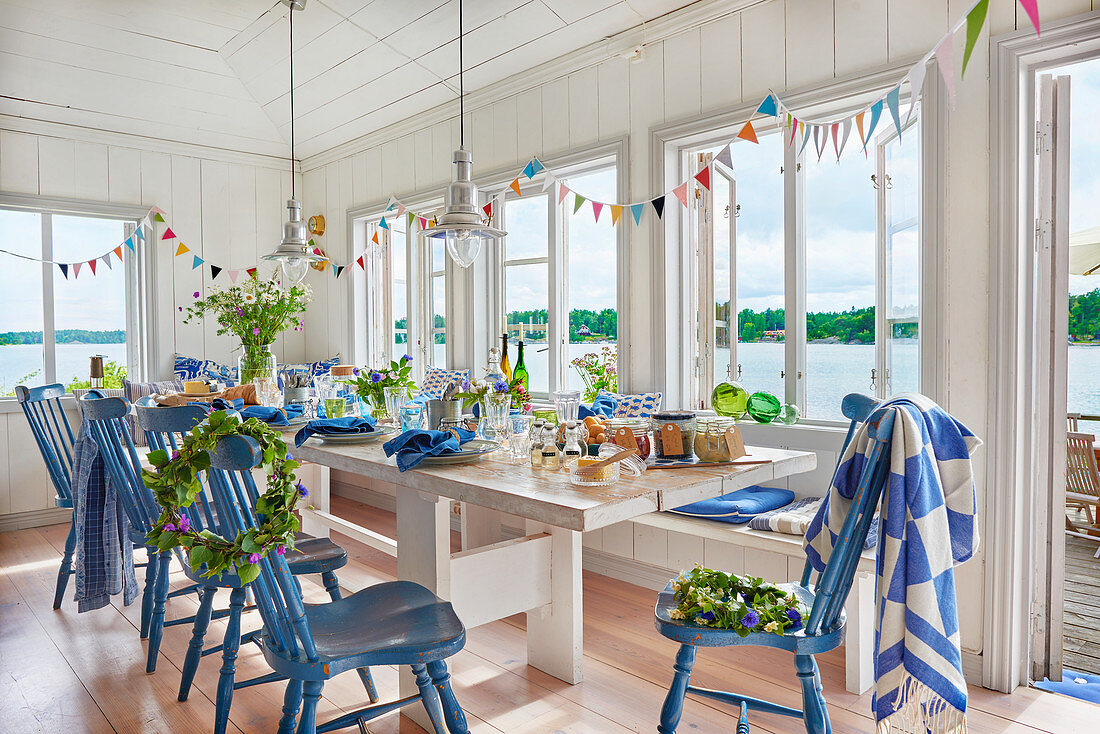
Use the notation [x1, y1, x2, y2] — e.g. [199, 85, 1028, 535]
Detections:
[135, 228, 144, 241]
[541, 173, 558, 192]
[756, 94, 778, 117]
[715, 145, 733, 171]
[176, 243, 190, 256]
[88, 259, 97, 275]
[856, 111, 867, 150]
[510, 178, 522, 196]
[482, 202, 493, 218]
[192, 256, 205, 270]
[378, 216, 389, 230]
[73, 262, 82, 278]
[935, 36, 957, 103]
[1019, 0, 1040, 36]
[419, 216, 428, 229]
[672, 182, 689, 208]
[246, 267, 257, 278]
[886, 86, 902, 136]
[694, 166, 711, 190]
[557, 184, 571, 205]
[737, 120, 758, 144]
[101, 254, 113, 270]
[865, 101, 883, 152]
[372, 230, 379, 245]
[58, 263, 68, 279]
[651, 196, 666, 220]
[592, 201, 604, 222]
[962, 0, 989, 76]
[630, 203, 645, 225]
[611, 205, 623, 225]
[573, 194, 586, 214]
[210, 265, 223, 280]
[113, 245, 123, 260]
[153, 212, 166, 223]
[407, 211, 415, 228]
[229, 270, 240, 283]
[161, 227, 176, 240]
[357, 255, 366, 270]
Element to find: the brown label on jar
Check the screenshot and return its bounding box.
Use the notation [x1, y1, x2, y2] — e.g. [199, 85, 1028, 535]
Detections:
[724, 426, 746, 459]
[613, 427, 637, 449]
[661, 423, 683, 456]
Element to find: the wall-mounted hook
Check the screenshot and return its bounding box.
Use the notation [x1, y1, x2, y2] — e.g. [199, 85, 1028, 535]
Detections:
[869, 368, 877, 390]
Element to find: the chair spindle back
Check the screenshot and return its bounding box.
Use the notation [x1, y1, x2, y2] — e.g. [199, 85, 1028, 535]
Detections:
[1066, 431, 1100, 499]
[16, 384, 79, 503]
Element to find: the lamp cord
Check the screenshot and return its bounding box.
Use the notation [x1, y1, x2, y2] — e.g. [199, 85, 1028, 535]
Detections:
[459, 0, 464, 148]
[289, 6, 296, 198]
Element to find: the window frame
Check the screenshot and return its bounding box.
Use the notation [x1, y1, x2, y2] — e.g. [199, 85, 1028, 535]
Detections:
[0, 192, 153, 394]
[655, 63, 944, 425]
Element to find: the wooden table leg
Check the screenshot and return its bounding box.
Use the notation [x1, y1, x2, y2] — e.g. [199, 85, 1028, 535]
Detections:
[396, 486, 452, 731]
[524, 520, 583, 684]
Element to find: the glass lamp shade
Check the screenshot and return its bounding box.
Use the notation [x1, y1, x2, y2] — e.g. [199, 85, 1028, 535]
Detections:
[278, 257, 310, 286]
[262, 198, 327, 285]
[423, 148, 505, 267]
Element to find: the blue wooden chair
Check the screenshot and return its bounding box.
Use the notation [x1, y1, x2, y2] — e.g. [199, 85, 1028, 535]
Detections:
[654, 393, 886, 734]
[133, 400, 379, 733]
[16, 384, 81, 609]
[206, 432, 470, 734]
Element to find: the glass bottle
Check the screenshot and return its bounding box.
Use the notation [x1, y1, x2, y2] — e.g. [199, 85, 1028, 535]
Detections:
[562, 420, 585, 464]
[89, 355, 105, 389]
[513, 340, 530, 394]
[486, 346, 505, 386]
[529, 419, 545, 468]
[500, 333, 512, 382]
[540, 424, 561, 470]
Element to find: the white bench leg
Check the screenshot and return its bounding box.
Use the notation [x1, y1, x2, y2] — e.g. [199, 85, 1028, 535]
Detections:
[525, 520, 583, 684]
[845, 571, 874, 694]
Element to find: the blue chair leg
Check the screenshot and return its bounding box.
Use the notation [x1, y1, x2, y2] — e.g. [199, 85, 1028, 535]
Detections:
[657, 644, 697, 734]
[426, 660, 469, 734]
[296, 680, 324, 734]
[140, 547, 158, 639]
[146, 550, 171, 673]
[795, 654, 831, 734]
[278, 679, 303, 734]
[178, 585, 216, 701]
[737, 700, 749, 734]
[214, 587, 246, 734]
[321, 570, 379, 703]
[413, 664, 447, 734]
[53, 521, 77, 609]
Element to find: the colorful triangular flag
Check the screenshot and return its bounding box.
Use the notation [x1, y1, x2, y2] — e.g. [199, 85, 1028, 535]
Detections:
[592, 201, 604, 222]
[372, 230, 379, 245]
[904, 62, 927, 126]
[407, 211, 415, 228]
[737, 120, 759, 144]
[210, 265, 222, 280]
[886, 86, 902, 135]
[397, 205, 406, 217]
[101, 254, 112, 270]
[522, 160, 537, 179]
[58, 263, 68, 279]
[865, 101, 884, 151]
[557, 184, 570, 205]
[379, 217, 389, 230]
[356, 255, 365, 270]
[483, 202, 493, 218]
[135, 228, 144, 241]
[419, 217, 427, 229]
[629, 203, 645, 225]
[153, 212, 165, 223]
[530, 157, 544, 176]
[335, 265, 345, 278]
[798, 125, 812, 156]
[573, 194, 586, 214]
[1018, 0, 1039, 37]
[125, 235, 135, 252]
[836, 119, 853, 159]
[161, 227, 176, 240]
[113, 245, 123, 260]
[715, 144, 733, 171]
[73, 262, 82, 278]
[510, 178, 522, 196]
[192, 256, 204, 269]
[175, 243, 189, 256]
[229, 270, 240, 283]
[386, 196, 397, 211]
[651, 196, 665, 220]
[856, 112, 867, 149]
[611, 205, 623, 225]
[962, 0, 989, 77]
[935, 36, 957, 104]
[246, 267, 258, 278]
[756, 94, 778, 117]
[672, 182, 689, 208]
[541, 173, 558, 192]
[88, 259, 97, 275]
[694, 166, 711, 190]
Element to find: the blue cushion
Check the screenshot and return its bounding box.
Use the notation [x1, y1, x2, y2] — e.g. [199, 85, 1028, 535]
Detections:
[173, 353, 237, 386]
[599, 388, 662, 418]
[1035, 669, 1100, 704]
[278, 355, 340, 389]
[420, 366, 470, 399]
[668, 486, 796, 524]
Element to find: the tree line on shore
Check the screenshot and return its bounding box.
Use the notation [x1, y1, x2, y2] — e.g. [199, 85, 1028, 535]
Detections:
[0, 329, 125, 346]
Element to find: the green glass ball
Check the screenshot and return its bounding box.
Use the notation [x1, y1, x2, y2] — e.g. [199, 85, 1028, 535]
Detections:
[746, 392, 782, 424]
[779, 403, 800, 425]
[711, 381, 749, 418]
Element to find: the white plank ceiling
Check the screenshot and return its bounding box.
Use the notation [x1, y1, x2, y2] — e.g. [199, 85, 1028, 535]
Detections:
[0, 0, 693, 160]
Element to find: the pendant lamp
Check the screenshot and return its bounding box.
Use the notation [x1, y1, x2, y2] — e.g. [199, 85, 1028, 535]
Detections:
[262, 0, 326, 286]
[422, 0, 506, 267]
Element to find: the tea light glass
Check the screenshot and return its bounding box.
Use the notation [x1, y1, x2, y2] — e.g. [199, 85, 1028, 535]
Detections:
[399, 403, 424, 431]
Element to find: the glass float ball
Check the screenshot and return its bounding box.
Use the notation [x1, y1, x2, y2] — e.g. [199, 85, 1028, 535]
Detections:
[779, 403, 800, 425]
[746, 392, 782, 424]
[711, 381, 749, 418]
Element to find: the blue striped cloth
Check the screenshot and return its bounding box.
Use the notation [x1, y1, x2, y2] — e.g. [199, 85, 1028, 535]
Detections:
[804, 394, 980, 733]
[72, 425, 139, 612]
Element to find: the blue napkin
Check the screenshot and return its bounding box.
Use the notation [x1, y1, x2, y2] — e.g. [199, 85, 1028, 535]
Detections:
[579, 393, 617, 420]
[383, 428, 476, 472]
[294, 415, 378, 448]
[240, 404, 304, 426]
[188, 398, 246, 414]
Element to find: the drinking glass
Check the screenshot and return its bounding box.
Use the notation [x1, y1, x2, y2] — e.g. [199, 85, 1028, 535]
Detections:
[399, 403, 424, 431]
[383, 386, 408, 424]
[316, 375, 346, 419]
[553, 389, 582, 424]
[252, 378, 280, 407]
[484, 393, 512, 450]
[508, 414, 534, 464]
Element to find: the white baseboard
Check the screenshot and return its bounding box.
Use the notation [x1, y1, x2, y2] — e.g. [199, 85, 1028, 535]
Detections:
[0, 506, 71, 532]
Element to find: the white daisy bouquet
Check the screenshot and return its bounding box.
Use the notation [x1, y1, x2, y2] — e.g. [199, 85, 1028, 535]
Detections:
[183, 273, 311, 379]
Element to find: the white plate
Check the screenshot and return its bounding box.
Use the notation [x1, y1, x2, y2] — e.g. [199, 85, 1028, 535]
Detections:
[417, 439, 500, 465]
[314, 426, 398, 444]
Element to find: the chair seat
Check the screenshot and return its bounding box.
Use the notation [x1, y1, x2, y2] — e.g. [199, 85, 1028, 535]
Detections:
[55, 495, 74, 509]
[654, 581, 845, 655]
[285, 536, 348, 575]
[262, 580, 465, 680]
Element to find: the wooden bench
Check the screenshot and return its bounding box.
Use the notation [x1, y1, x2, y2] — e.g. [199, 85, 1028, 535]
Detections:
[626, 511, 876, 695]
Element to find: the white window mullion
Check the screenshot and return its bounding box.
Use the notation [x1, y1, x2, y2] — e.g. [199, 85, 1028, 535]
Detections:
[783, 141, 806, 410]
[41, 213, 56, 384]
[548, 189, 565, 394]
[695, 152, 714, 409]
[875, 141, 889, 400]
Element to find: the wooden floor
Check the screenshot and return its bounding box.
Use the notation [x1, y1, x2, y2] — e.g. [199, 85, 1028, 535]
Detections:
[3, 496, 1098, 734]
[1064, 533, 1100, 675]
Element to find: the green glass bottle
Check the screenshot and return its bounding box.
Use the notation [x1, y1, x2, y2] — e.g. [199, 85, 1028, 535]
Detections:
[746, 391, 782, 423]
[711, 381, 749, 418]
[513, 340, 530, 394]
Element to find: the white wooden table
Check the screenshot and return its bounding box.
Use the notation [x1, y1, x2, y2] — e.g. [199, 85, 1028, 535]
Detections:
[290, 439, 815, 728]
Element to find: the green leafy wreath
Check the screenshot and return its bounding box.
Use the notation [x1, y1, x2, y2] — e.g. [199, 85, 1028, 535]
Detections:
[142, 410, 303, 584]
[670, 565, 806, 636]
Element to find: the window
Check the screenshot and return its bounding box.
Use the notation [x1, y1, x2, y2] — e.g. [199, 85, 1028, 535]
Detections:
[496, 162, 619, 399]
[0, 203, 147, 396]
[688, 101, 924, 421]
[357, 208, 448, 374]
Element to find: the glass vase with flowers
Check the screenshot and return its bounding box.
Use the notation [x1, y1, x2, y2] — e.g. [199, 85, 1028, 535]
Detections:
[570, 346, 618, 403]
[342, 355, 416, 421]
[455, 376, 532, 440]
[183, 273, 311, 384]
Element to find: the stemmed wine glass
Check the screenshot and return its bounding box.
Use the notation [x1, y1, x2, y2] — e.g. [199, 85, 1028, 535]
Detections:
[484, 393, 512, 452]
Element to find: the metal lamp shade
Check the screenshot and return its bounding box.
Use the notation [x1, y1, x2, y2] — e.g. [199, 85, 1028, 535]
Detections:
[423, 149, 505, 268]
[262, 198, 327, 285]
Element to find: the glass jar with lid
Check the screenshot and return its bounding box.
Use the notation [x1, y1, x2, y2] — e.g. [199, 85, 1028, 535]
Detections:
[650, 411, 697, 460]
[606, 418, 651, 460]
[694, 416, 740, 463]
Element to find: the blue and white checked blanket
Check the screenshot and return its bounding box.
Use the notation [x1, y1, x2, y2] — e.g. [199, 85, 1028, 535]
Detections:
[804, 394, 980, 734]
[73, 425, 139, 612]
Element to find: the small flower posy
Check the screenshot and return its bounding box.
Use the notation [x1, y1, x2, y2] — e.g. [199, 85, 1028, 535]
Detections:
[669, 565, 806, 637]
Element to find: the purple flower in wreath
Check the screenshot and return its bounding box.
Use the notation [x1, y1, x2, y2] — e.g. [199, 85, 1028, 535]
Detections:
[296, 481, 309, 498]
[248, 552, 262, 564]
[493, 380, 509, 393]
[177, 515, 191, 533]
[740, 609, 760, 629]
[370, 372, 383, 383]
[785, 607, 802, 629]
[275, 546, 286, 556]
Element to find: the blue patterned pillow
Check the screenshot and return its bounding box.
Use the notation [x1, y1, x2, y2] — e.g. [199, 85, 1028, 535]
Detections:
[420, 366, 470, 399]
[278, 355, 340, 389]
[608, 389, 663, 418]
[173, 353, 237, 386]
